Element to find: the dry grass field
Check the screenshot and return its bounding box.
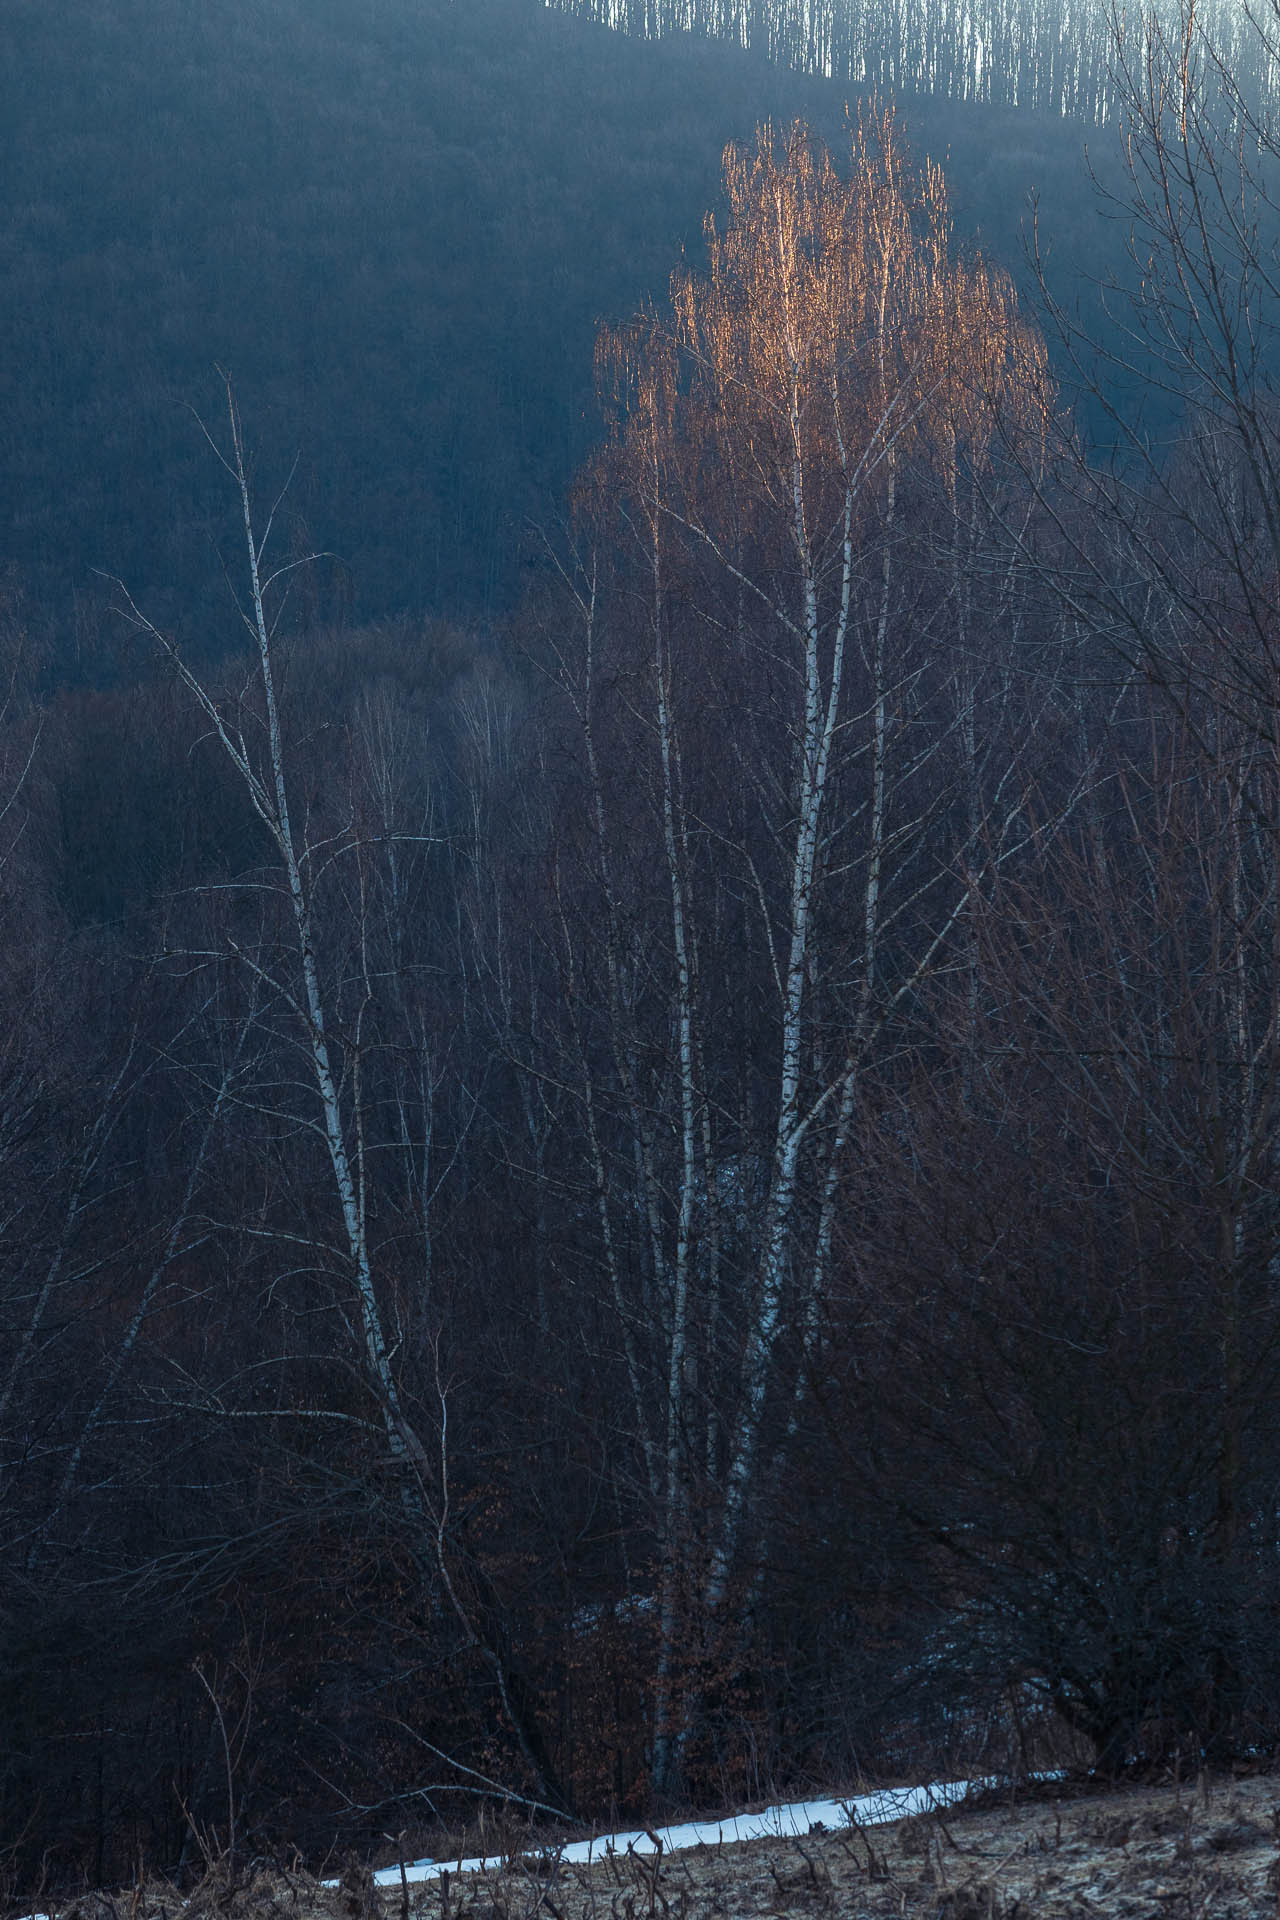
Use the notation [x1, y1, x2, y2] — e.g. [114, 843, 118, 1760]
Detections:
[48, 1772, 1280, 1920]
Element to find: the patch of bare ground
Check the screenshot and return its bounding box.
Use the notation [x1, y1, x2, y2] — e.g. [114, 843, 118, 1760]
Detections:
[43, 1773, 1280, 1920]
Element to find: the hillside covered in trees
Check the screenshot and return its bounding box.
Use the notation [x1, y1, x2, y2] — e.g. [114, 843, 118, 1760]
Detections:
[6, 0, 1280, 1901]
[3, 0, 1113, 648]
[549, 0, 1278, 120]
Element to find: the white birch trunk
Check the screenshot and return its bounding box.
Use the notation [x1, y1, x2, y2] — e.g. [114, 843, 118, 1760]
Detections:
[706, 406, 856, 1609]
[649, 484, 702, 1795]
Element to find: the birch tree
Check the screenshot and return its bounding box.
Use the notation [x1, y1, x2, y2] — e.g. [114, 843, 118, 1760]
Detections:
[547, 113, 1054, 1791]
[117, 381, 572, 1813]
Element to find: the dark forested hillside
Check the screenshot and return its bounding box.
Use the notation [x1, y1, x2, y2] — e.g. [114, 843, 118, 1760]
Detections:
[10, 0, 1280, 1899]
[1, 0, 1110, 652]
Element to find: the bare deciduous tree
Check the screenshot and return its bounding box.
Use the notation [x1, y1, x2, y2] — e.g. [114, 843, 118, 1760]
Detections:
[539, 112, 1061, 1792]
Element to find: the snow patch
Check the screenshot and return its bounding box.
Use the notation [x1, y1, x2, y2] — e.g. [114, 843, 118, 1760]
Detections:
[373, 1775, 994, 1885]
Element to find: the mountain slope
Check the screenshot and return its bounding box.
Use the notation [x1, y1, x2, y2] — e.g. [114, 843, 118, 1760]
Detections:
[1, 0, 1111, 650]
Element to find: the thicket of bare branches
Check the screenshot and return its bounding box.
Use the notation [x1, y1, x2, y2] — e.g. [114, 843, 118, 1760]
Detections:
[7, 7, 1280, 1889]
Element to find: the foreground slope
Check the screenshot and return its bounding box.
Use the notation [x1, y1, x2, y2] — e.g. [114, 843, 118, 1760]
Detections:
[50, 1774, 1280, 1920]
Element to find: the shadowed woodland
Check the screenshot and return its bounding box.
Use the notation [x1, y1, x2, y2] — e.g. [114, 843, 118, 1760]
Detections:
[6, 0, 1280, 1896]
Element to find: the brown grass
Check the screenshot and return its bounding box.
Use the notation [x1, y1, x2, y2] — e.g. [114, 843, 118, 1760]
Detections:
[40, 1771, 1280, 1920]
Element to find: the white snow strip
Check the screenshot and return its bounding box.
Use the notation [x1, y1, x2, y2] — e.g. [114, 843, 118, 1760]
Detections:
[371, 1775, 995, 1886]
